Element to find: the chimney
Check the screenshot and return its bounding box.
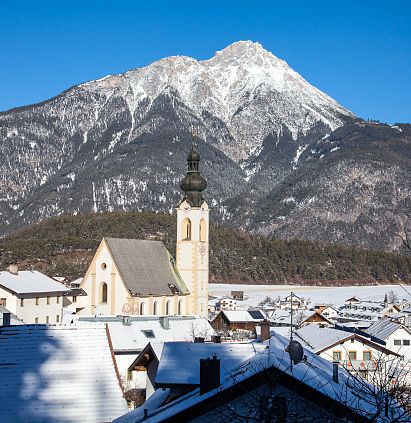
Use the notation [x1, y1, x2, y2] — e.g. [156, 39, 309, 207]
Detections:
[333, 361, 339, 383]
[7, 264, 18, 275]
[200, 355, 220, 394]
[2, 312, 11, 327]
[159, 316, 170, 330]
[212, 335, 221, 343]
[259, 319, 271, 342]
[194, 337, 205, 343]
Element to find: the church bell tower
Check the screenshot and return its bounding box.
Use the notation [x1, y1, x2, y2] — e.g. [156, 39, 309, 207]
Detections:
[176, 145, 209, 316]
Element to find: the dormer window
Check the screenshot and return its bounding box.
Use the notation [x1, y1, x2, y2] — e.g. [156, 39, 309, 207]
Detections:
[141, 329, 155, 338]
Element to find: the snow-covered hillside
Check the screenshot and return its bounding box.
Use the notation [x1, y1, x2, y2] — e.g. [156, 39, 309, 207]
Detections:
[0, 41, 410, 252]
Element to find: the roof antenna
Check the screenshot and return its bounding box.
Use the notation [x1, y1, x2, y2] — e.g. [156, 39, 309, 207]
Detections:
[285, 291, 304, 370]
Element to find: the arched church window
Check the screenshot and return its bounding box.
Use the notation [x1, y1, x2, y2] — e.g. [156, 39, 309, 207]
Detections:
[99, 282, 108, 303]
[166, 300, 172, 315]
[199, 219, 206, 242]
[153, 301, 159, 315]
[182, 218, 191, 241]
[140, 302, 146, 316]
[178, 299, 184, 315]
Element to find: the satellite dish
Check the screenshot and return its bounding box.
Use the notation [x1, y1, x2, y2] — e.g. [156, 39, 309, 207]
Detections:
[287, 340, 304, 365]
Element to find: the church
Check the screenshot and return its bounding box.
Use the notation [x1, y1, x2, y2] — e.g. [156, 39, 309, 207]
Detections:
[79, 146, 209, 317]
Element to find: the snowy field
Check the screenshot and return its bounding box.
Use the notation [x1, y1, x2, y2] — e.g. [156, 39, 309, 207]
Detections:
[209, 283, 411, 309]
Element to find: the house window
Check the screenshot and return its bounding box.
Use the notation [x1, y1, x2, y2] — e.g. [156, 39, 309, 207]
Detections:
[35, 297, 39, 305]
[199, 218, 206, 242]
[0, 298, 6, 307]
[56, 296, 60, 304]
[166, 300, 172, 315]
[72, 296, 77, 303]
[99, 283, 108, 303]
[46, 316, 49, 324]
[349, 351, 357, 361]
[127, 370, 132, 381]
[101, 262, 107, 270]
[139, 302, 146, 316]
[178, 299, 184, 315]
[46, 296, 50, 305]
[363, 351, 372, 361]
[20, 298, 24, 307]
[182, 218, 191, 241]
[403, 340, 410, 346]
[35, 317, 38, 324]
[332, 351, 342, 361]
[394, 339, 401, 346]
[56, 315, 60, 323]
[153, 301, 158, 316]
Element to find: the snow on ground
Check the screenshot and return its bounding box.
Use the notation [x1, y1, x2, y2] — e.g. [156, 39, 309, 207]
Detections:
[209, 283, 411, 309]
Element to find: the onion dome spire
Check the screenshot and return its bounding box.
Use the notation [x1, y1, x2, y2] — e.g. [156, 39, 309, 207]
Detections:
[179, 139, 207, 207]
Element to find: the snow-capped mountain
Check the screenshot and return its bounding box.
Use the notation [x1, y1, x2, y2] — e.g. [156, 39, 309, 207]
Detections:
[78, 41, 353, 163]
[1, 41, 410, 252]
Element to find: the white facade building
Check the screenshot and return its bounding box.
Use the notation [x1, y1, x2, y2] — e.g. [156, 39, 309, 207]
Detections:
[367, 317, 411, 362]
[0, 269, 68, 324]
[294, 324, 401, 380]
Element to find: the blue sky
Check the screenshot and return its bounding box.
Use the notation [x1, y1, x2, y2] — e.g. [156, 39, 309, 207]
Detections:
[1, 0, 410, 123]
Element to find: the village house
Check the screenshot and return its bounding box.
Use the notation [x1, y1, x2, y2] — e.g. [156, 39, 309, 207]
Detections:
[211, 309, 267, 335]
[279, 293, 306, 310]
[293, 324, 402, 380]
[113, 332, 404, 423]
[338, 298, 400, 323]
[0, 267, 68, 324]
[215, 296, 237, 311]
[79, 146, 210, 318]
[268, 308, 333, 328]
[314, 303, 339, 319]
[230, 290, 244, 301]
[367, 317, 411, 363]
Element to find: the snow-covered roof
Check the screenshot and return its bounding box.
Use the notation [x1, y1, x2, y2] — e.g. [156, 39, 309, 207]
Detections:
[0, 324, 128, 422]
[115, 332, 397, 422]
[155, 342, 267, 386]
[220, 309, 266, 323]
[294, 325, 358, 352]
[75, 315, 215, 352]
[0, 270, 68, 295]
[367, 317, 409, 340]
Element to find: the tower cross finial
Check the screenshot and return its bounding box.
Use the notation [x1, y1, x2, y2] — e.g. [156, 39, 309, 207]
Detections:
[191, 125, 197, 148]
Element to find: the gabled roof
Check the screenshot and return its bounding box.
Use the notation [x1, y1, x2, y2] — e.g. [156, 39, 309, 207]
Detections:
[70, 315, 215, 353]
[367, 317, 411, 340]
[106, 316, 214, 352]
[217, 309, 266, 323]
[0, 324, 128, 422]
[105, 238, 189, 296]
[129, 342, 164, 370]
[155, 342, 267, 387]
[293, 324, 398, 355]
[0, 270, 68, 295]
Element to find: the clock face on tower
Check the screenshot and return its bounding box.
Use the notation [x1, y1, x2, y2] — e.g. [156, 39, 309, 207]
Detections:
[199, 242, 207, 256]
